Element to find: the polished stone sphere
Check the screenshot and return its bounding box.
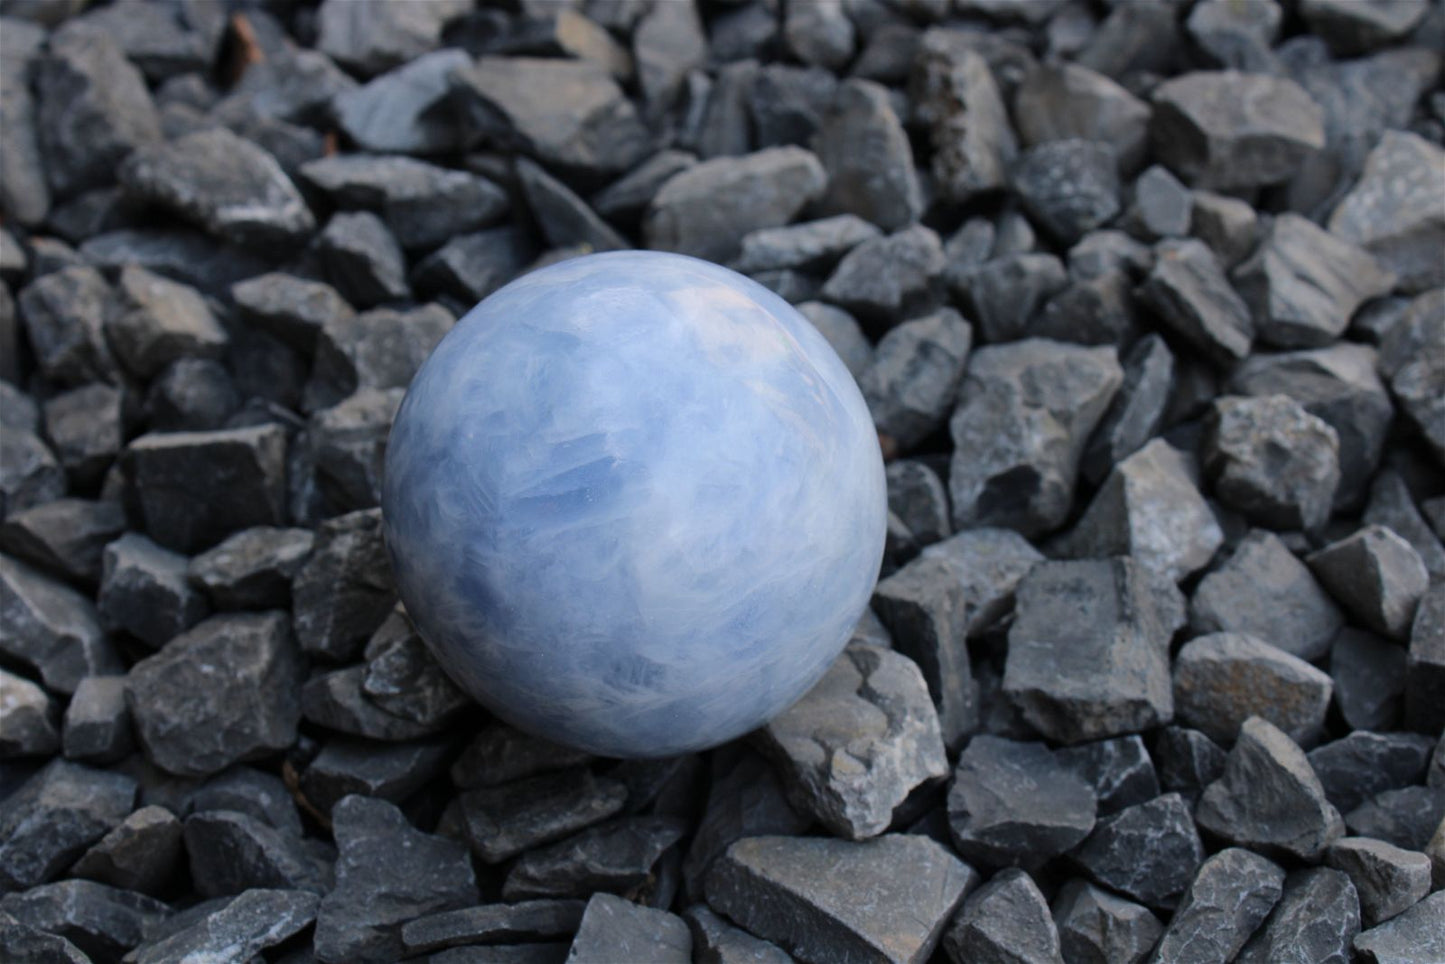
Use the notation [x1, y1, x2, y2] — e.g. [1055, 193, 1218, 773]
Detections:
[382, 251, 887, 758]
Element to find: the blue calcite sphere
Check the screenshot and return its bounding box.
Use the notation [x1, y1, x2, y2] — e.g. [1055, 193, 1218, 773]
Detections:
[382, 251, 887, 758]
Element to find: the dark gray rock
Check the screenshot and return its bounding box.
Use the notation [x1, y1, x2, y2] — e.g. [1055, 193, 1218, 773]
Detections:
[1197, 716, 1345, 860]
[1365, 468, 1445, 580]
[299, 387, 402, 514]
[0, 18, 50, 226]
[184, 809, 328, 897]
[1054, 438, 1223, 583]
[812, 79, 920, 231]
[1123, 165, 1193, 240]
[1308, 731, 1435, 816]
[291, 508, 396, 662]
[953, 253, 1068, 345]
[1346, 786, 1445, 852]
[315, 0, 468, 77]
[451, 720, 592, 790]
[1152, 848, 1285, 963]
[126, 611, 304, 777]
[503, 816, 687, 901]
[683, 904, 791, 964]
[949, 340, 1122, 537]
[0, 498, 126, 587]
[230, 273, 354, 354]
[566, 892, 690, 964]
[459, 768, 628, 864]
[300, 154, 509, 250]
[1013, 62, 1151, 173]
[35, 30, 161, 198]
[1353, 888, 1445, 964]
[187, 526, 314, 611]
[119, 128, 313, 248]
[1032, 269, 1141, 346]
[821, 225, 946, 323]
[402, 900, 586, 954]
[859, 308, 971, 452]
[361, 608, 467, 727]
[644, 147, 825, 263]
[633, 0, 706, 114]
[1, 429, 67, 520]
[334, 49, 470, 155]
[452, 56, 651, 176]
[705, 833, 975, 964]
[187, 765, 304, 837]
[911, 31, 1016, 204]
[61, 2, 211, 83]
[61, 675, 134, 765]
[1151, 71, 1324, 190]
[591, 150, 696, 221]
[1068, 793, 1204, 908]
[1012, 140, 1121, 245]
[1051, 879, 1162, 964]
[79, 228, 270, 296]
[123, 425, 288, 553]
[1075, 2, 1181, 80]
[1308, 525, 1428, 639]
[1055, 735, 1159, 818]
[755, 644, 949, 840]
[1154, 726, 1226, 806]
[948, 735, 1096, 869]
[1068, 229, 1154, 282]
[314, 794, 477, 964]
[411, 226, 533, 307]
[0, 554, 120, 694]
[0, 668, 59, 758]
[1299, 0, 1429, 54]
[1004, 558, 1182, 744]
[0, 878, 169, 961]
[781, 0, 851, 70]
[1326, 837, 1431, 927]
[43, 385, 125, 487]
[733, 216, 880, 276]
[69, 804, 182, 896]
[128, 888, 318, 964]
[1233, 213, 1395, 350]
[1191, 530, 1343, 661]
[17, 265, 119, 386]
[300, 736, 450, 816]
[301, 664, 443, 741]
[1190, 189, 1260, 267]
[147, 358, 241, 432]
[515, 157, 626, 253]
[884, 461, 949, 552]
[315, 211, 409, 308]
[1229, 343, 1393, 510]
[1407, 583, 1445, 734]
[748, 64, 837, 150]
[1185, 0, 1281, 71]
[1139, 239, 1254, 366]
[98, 532, 208, 649]
[1330, 628, 1407, 731]
[1235, 867, 1359, 964]
[796, 302, 871, 379]
[942, 868, 1062, 964]
[1328, 130, 1444, 292]
[1174, 632, 1333, 748]
[0, 759, 136, 891]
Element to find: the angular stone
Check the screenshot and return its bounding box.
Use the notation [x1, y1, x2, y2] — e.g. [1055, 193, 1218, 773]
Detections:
[187, 765, 304, 838]
[98, 533, 207, 649]
[683, 904, 791, 964]
[459, 768, 628, 864]
[1328, 130, 1445, 293]
[1068, 793, 1204, 908]
[1197, 716, 1345, 860]
[1012, 140, 1121, 245]
[947, 735, 1096, 869]
[0, 498, 126, 588]
[0, 759, 136, 891]
[860, 308, 971, 452]
[734, 217, 880, 278]
[1175, 632, 1333, 748]
[334, 49, 470, 155]
[1151, 71, 1325, 190]
[410, 226, 533, 308]
[123, 425, 288, 553]
[80, 228, 268, 296]
[126, 611, 304, 777]
[1191, 530, 1343, 662]
[300, 154, 509, 250]
[401, 900, 586, 954]
[942, 868, 1061, 964]
[1191, 189, 1260, 267]
[812, 79, 920, 231]
[452, 57, 651, 176]
[1353, 888, 1445, 963]
[644, 147, 825, 263]
[0, 554, 120, 694]
[566, 892, 690, 964]
[633, 0, 706, 114]
[515, 157, 626, 253]
[911, 32, 1016, 203]
[954, 252, 1069, 345]
[315, 210, 409, 308]
[1233, 213, 1395, 349]
[1054, 439, 1222, 583]
[146, 358, 240, 432]
[1055, 735, 1159, 818]
[821, 225, 946, 323]
[301, 665, 442, 742]
[187, 526, 314, 611]
[0, 878, 169, 961]
[705, 834, 975, 964]
[1309, 731, 1435, 817]
[1081, 335, 1173, 484]
[949, 340, 1122, 537]
[1407, 584, 1445, 734]
[1051, 879, 1162, 964]
[35, 30, 161, 198]
[797, 302, 871, 379]
[1235, 867, 1359, 964]
[184, 809, 327, 897]
[1326, 837, 1431, 927]
[305, 303, 453, 413]
[230, 273, 353, 354]
[1309, 526, 1429, 639]
[42, 386, 125, 488]
[314, 794, 477, 963]
[17, 265, 119, 387]
[1123, 165, 1193, 241]
[128, 888, 318, 964]
[1153, 848, 1285, 962]
[1346, 786, 1445, 852]
[61, 675, 133, 765]
[300, 736, 450, 816]
[1299, 0, 1429, 54]
[884, 461, 950, 552]
[1154, 725, 1227, 806]
[1366, 468, 1445, 581]
[298, 388, 402, 514]
[0, 668, 59, 758]
[1330, 628, 1407, 731]
[450, 719, 592, 790]
[1075, 2, 1181, 80]
[503, 816, 687, 901]
[62, 2, 213, 83]
[1013, 62, 1151, 173]
[359, 608, 467, 727]
[1004, 559, 1181, 744]
[748, 63, 837, 150]
[1139, 239, 1253, 365]
[69, 804, 182, 896]
[592, 150, 696, 221]
[0, 429, 66, 520]
[0, 19, 50, 227]
[291, 508, 396, 662]
[1229, 343, 1393, 509]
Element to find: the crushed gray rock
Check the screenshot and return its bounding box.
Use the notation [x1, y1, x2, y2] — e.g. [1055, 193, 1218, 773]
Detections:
[126, 888, 317, 964]
[1308, 525, 1429, 639]
[1307, 731, 1436, 816]
[567, 892, 691, 964]
[68, 804, 181, 896]
[821, 224, 946, 323]
[401, 899, 585, 954]
[0, 497, 126, 587]
[61, 675, 133, 764]
[1068, 793, 1204, 908]
[1235, 867, 1359, 964]
[1174, 631, 1333, 748]
[1139, 239, 1254, 366]
[859, 308, 972, 452]
[1151, 847, 1284, 962]
[1328, 130, 1445, 293]
[942, 867, 1062, 964]
[0, 759, 136, 891]
[1325, 836, 1432, 927]
[459, 768, 628, 864]
[0, 667, 60, 758]
[1011, 139, 1121, 245]
[812, 79, 921, 231]
[187, 526, 314, 611]
[503, 816, 687, 901]
[1051, 879, 1162, 964]
[911, 30, 1017, 204]
[1352, 889, 1445, 964]
[0, 553, 121, 694]
[1013, 62, 1151, 172]
[98, 532, 208, 649]
[290, 508, 395, 661]
[682, 904, 790, 964]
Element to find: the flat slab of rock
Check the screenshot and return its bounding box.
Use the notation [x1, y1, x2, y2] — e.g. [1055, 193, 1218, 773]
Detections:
[566, 893, 690, 964]
[502, 816, 687, 901]
[459, 768, 628, 864]
[127, 888, 317, 964]
[706, 834, 976, 964]
[401, 900, 586, 954]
